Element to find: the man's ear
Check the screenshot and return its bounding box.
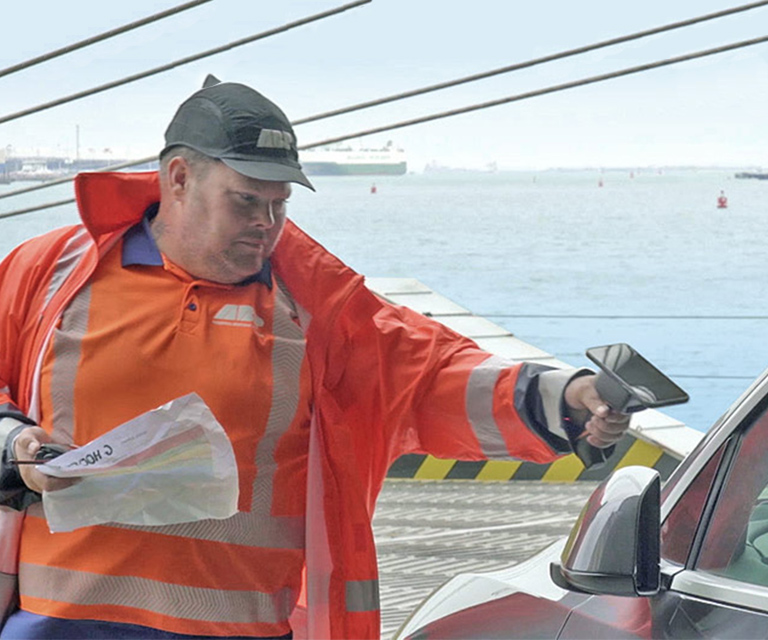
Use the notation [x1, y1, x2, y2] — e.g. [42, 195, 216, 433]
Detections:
[166, 156, 191, 199]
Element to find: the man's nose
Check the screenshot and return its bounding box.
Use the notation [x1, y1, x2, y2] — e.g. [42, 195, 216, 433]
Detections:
[251, 201, 275, 227]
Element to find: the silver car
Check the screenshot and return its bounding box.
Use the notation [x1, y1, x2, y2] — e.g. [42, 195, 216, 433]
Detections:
[397, 369, 768, 639]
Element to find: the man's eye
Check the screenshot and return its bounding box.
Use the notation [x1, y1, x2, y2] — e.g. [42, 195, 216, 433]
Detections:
[238, 193, 257, 204]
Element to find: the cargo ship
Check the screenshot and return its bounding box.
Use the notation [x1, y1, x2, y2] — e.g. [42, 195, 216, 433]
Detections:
[299, 143, 407, 176]
[735, 171, 768, 180]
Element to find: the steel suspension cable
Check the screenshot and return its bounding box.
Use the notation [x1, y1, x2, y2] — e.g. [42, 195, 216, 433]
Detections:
[1, 1, 763, 202]
[0, 0, 371, 126]
[0, 0, 214, 79]
[292, 0, 768, 126]
[0, 199, 80, 219]
[5, 26, 766, 207]
[3, 0, 764, 129]
[298, 33, 768, 150]
[1, 34, 766, 219]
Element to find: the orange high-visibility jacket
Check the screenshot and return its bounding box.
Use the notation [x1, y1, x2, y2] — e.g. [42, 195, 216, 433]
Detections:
[0, 172, 572, 639]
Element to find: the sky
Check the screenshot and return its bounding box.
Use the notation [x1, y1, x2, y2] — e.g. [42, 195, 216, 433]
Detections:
[1, 0, 767, 171]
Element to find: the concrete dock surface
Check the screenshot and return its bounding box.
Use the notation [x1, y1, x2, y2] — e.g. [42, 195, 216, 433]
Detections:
[373, 479, 599, 638]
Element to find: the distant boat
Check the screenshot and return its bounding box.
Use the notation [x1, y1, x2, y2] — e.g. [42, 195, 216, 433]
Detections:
[734, 171, 768, 180]
[1, 155, 159, 183]
[300, 142, 407, 176]
[9, 159, 69, 182]
[423, 160, 498, 174]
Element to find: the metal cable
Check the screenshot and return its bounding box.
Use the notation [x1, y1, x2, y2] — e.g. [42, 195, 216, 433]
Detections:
[2, 33, 766, 218]
[292, 0, 768, 126]
[0, 199, 77, 220]
[0, 0, 214, 80]
[298, 34, 768, 150]
[4, 1, 764, 130]
[0, 0, 371, 126]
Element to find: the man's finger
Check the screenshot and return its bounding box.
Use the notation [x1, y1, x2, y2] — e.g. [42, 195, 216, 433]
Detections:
[589, 403, 609, 418]
[584, 417, 630, 444]
[603, 413, 630, 424]
[14, 425, 60, 460]
[594, 415, 629, 431]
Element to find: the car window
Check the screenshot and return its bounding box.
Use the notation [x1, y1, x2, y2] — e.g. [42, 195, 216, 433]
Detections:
[661, 445, 724, 565]
[696, 407, 768, 587]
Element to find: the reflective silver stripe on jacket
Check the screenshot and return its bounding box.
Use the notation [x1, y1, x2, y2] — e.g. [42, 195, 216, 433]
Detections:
[28, 227, 94, 424]
[43, 228, 92, 308]
[346, 579, 379, 613]
[248, 279, 305, 546]
[466, 354, 514, 458]
[49, 282, 92, 445]
[19, 563, 294, 625]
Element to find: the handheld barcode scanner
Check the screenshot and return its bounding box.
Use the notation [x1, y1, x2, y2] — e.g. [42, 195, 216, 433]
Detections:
[574, 343, 689, 468]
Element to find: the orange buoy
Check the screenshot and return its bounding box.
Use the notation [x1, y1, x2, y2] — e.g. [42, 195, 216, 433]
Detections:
[717, 190, 728, 209]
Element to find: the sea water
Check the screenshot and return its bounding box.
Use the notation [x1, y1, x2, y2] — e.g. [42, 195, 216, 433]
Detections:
[2, 168, 766, 432]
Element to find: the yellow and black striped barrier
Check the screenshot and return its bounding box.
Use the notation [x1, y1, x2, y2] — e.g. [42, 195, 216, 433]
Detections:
[386, 431, 681, 482]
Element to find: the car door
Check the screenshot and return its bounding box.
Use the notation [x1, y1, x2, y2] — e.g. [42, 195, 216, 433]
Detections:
[653, 399, 768, 638]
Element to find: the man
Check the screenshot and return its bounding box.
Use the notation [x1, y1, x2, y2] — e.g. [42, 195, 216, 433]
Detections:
[0, 76, 629, 639]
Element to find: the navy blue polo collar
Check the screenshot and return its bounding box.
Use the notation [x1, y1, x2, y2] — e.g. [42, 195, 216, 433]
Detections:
[121, 203, 273, 288]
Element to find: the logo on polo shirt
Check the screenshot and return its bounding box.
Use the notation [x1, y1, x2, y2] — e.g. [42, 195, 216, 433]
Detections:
[213, 304, 265, 329]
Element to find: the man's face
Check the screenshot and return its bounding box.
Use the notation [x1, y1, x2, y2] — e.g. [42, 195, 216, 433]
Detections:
[174, 161, 291, 284]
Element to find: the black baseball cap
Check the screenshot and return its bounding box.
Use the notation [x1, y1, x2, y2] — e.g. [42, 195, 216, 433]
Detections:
[162, 75, 314, 191]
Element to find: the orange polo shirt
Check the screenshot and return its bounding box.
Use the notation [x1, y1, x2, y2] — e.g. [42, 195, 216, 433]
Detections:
[19, 213, 313, 637]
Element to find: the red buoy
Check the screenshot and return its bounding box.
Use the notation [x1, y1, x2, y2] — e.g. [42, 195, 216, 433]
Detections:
[370, 183, 377, 194]
[717, 190, 728, 209]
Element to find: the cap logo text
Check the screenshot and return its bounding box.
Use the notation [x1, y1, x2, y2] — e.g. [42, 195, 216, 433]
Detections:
[257, 129, 295, 150]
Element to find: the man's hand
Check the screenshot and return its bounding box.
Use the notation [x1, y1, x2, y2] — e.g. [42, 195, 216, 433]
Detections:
[13, 426, 77, 494]
[564, 374, 630, 448]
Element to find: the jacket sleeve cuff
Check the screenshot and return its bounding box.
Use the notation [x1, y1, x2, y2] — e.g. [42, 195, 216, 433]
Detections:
[1, 418, 27, 487]
[0, 417, 42, 510]
[0, 402, 36, 426]
[537, 367, 594, 440]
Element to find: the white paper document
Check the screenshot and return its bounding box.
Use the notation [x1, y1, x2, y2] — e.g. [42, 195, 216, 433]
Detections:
[39, 393, 239, 532]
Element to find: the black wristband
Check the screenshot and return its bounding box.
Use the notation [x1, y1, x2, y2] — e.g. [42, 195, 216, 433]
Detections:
[0, 422, 43, 510]
[1, 423, 27, 490]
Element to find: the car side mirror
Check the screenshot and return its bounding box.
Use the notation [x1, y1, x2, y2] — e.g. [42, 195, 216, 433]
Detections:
[550, 466, 660, 597]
